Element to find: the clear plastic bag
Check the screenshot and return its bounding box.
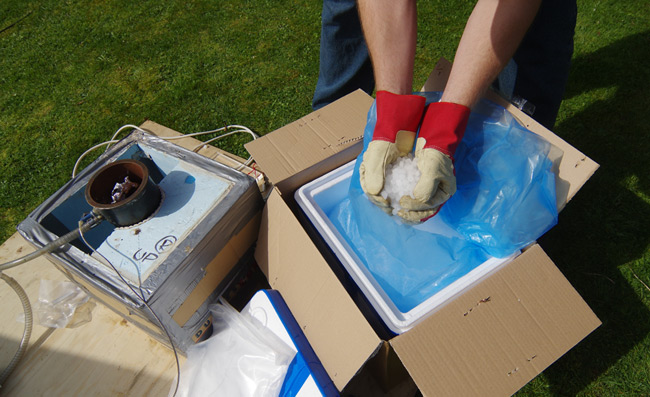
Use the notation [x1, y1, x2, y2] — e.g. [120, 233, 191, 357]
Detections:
[34, 279, 91, 328]
[329, 92, 558, 312]
[173, 300, 295, 397]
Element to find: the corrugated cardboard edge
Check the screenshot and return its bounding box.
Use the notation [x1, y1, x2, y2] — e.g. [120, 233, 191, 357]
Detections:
[246, 59, 601, 394]
[245, 90, 373, 194]
[383, 57, 602, 396]
[390, 245, 601, 396]
[422, 58, 599, 210]
[255, 189, 382, 389]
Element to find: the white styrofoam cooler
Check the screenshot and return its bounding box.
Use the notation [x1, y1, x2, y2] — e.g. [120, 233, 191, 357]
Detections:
[295, 160, 517, 335]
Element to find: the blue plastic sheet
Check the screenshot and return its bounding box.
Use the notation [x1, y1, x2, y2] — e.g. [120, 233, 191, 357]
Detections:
[440, 95, 558, 258]
[328, 92, 558, 313]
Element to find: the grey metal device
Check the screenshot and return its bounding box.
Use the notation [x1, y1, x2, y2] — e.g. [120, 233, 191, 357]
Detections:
[17, 131, 263, 353]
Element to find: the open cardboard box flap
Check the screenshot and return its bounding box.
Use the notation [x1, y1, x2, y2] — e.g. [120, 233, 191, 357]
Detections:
[245, 92, 373, 196]
[390, 244, 601, 396]
[256, 189, 382, 388]
[246, 59, 601, 394]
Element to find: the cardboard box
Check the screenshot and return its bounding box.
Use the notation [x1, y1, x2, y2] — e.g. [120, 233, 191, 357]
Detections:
[245, 59, 601, 396]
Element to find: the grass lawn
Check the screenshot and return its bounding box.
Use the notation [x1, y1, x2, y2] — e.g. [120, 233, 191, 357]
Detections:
[1, 0, 649, 394]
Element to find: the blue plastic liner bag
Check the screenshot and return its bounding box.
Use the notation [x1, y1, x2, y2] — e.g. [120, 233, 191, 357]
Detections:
[328, 92, 558, 313]
[439, 95, 559, 258]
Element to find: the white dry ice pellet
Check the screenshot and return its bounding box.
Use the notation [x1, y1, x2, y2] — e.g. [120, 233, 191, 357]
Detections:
[380, 154, 421, 215]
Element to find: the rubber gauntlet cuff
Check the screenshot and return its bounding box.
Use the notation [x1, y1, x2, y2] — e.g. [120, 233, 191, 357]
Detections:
[418, 102, 471, 158]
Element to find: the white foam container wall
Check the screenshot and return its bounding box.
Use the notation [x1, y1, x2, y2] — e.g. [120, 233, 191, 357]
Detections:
[295, 160, 517, 334]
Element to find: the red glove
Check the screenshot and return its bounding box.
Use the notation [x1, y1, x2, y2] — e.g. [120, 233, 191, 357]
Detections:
[397, 101, 471, 223]
[359, 91, 426, 212]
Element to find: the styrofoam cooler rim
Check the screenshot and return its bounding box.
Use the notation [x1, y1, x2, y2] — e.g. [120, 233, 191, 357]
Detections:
[295, 160, 517, 334]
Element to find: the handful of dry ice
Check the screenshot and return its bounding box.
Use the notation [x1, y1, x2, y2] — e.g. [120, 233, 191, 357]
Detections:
[380, 154, 421, 216]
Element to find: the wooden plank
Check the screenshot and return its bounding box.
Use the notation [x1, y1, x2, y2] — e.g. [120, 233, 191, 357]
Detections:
[0, 233, 183, 396]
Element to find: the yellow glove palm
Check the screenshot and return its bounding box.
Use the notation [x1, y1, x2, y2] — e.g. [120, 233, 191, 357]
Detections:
[397, 101, 471, 223]
[397, 138, 456, 222]
[359, 91, 426, 213]
[360, 131, 416, 213]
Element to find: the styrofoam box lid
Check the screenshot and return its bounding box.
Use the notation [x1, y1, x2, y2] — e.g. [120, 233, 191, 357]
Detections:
[295, 160, 517, 335]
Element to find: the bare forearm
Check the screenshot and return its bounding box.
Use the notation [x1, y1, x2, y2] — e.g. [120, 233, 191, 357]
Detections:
[358, 0, 417, 95]
[442, 0, 542, 107]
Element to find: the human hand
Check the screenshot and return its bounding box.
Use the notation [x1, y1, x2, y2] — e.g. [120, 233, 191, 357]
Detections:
[397, 102, 470, 223]
[359, 91, 425, 213]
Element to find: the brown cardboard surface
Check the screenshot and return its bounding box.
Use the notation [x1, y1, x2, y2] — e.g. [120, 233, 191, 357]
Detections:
[248, 61, 600, 394]
[255, 188, 381, 389]
[390, 245, 601, 396]
[504, 105, 598, 211]
[422, 58, 599, 210]
[245, 90, 373, 195]
[364, 341, 411, 392]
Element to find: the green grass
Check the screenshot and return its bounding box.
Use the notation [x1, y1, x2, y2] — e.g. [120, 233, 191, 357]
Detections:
[1, 0, 649, 395]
